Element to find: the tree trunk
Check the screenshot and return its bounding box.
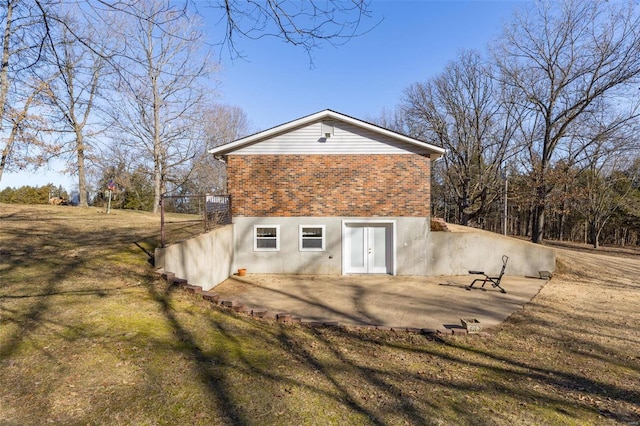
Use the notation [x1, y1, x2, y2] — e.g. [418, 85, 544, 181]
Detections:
[76, 130, 88, 207]
[459, 201, 469, 226]
[0, 1, 13, 184]
[459, 179, 470, 226]
[153, 162, 162, 214]
[532, 203, 546, 244]
[559, 183, 568, 241]
[0, 127, 15, 184]
[0, 1, 12, 128]
[532, 207, 542, 243]
[531, 181, 547, 244]
[588, 221, 600, 249]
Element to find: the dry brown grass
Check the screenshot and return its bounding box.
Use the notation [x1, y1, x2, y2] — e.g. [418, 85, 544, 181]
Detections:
[1, 203, 639, 425]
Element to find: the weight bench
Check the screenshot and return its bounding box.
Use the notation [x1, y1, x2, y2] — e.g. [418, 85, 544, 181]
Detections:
[466, 255, 509, 294]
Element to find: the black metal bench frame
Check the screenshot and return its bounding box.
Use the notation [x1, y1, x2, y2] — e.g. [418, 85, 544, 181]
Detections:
[466, 255, 509, 294]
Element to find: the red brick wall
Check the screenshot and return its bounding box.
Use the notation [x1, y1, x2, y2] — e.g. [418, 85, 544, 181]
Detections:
[227, 154, 431, 217]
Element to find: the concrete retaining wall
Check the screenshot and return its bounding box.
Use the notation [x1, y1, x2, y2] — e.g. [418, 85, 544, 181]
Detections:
[154, 225, 233, 291]
[154, 222, 555, 291]
[427, 230, 555, 277]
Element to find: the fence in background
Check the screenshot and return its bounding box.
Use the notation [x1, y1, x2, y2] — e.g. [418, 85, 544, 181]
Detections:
[160, 194, 231, 247]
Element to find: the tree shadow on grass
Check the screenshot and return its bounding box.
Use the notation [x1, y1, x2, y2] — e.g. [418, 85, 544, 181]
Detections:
[0, 238, 89, 360]
[143, 282, 433, 424]
[329, 321, 640, 423]
[274, 325, 422, 425]
[142, 281, 250, 425]
[206, 312, 389, 425]
[135, 272, 640, 425]
[2, 205, 639, 424]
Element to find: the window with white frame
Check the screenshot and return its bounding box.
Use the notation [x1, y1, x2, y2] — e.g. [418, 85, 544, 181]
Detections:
[254, 225, 280, 251]
[299, 225, 325, 251]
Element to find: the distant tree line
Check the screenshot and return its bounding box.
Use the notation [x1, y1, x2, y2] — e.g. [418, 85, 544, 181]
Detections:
[373, 0, 640, 248]
[430, 161, 640, 247]
[0, 184, 68, 205]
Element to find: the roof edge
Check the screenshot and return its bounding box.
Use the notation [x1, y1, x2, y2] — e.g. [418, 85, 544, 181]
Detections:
[209, 109, 445, 159]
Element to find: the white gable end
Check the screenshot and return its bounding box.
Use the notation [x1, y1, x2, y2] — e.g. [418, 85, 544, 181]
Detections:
[209, 109, 445, 158]
[233, 121, 431, 155]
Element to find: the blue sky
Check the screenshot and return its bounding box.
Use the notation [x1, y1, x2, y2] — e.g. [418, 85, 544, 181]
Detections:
[213, 1, 524, 131]
[0, 1, 525, 191]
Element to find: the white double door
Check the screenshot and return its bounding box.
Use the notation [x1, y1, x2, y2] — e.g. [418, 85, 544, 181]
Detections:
[344, 223, 393, 274]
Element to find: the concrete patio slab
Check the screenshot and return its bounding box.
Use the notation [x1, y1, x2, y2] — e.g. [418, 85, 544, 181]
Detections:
[212, 274, 547, 331]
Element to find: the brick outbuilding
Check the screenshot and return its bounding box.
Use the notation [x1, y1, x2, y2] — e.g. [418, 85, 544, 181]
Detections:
[209, 109, 445, 276]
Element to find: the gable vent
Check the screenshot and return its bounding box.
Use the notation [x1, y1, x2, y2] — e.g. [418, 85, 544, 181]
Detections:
[321, 121, 334, 138]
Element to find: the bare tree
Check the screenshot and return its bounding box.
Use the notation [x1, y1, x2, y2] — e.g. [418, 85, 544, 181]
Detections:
[494, 0, 640, 243]
[0, 0, 50, 183]
[2, 0, 374, 194]
[108, 0, 215, 213]
[0, 77, 51, 181]
[401, 50, 519, 226]
[569, 106, 640, 248]
[366, 107, 406, 133]
[208, 0, 374, 60]
[41, 12, 109, 207]
[579, 167, 634, 249]
[189, 104, 251, 194]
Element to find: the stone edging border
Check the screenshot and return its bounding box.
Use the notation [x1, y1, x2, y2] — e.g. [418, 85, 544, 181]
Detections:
[158, 271, 492, 337]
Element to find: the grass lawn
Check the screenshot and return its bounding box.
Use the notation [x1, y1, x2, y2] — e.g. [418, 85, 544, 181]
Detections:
[1, 203, 639, 425]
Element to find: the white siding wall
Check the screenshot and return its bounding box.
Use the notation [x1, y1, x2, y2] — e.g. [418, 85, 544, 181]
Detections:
[233, 121, 431, 155]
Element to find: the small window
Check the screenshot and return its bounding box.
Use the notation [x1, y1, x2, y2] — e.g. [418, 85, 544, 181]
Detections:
[299, 225, 325, 251]
[254, 225, 280, 251]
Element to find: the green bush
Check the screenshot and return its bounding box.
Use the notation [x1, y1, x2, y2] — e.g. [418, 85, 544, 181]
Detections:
[0, 184, 68, 205]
